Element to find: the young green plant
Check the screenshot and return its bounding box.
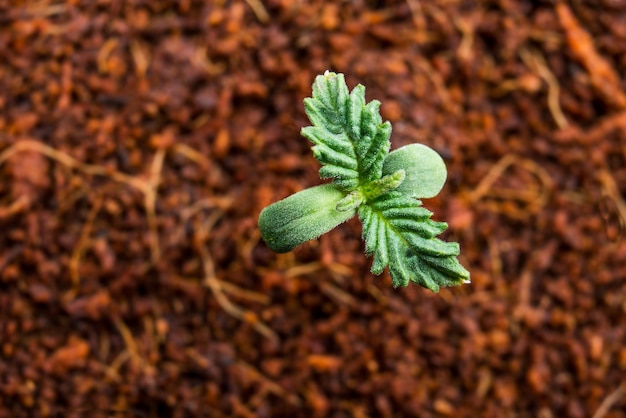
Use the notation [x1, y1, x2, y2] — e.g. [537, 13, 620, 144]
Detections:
[258, 72, 470, 291]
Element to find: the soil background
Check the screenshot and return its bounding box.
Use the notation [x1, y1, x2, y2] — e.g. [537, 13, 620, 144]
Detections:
[1, 1, 625, 417]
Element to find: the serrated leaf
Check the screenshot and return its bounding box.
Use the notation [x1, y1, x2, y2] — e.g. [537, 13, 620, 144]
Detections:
[358, 192, 470, 291]
[301, 72, 392, 191]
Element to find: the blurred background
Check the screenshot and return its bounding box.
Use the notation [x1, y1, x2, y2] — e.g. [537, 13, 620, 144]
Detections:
[1, 1, 625, 417]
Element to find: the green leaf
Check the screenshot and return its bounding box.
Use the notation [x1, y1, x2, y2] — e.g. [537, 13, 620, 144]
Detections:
[361, 169, 405, 200]
[358, 192, 470, 291]
[382, 144, 447, 199]
[259, 184, 356, 253]
[301, 72, 391, 191]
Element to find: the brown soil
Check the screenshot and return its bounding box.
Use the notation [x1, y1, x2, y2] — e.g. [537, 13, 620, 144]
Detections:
[1, 1, 625, 417]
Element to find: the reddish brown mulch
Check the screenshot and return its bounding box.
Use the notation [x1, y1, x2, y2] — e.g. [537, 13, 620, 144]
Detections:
[1, 1, 625, 417]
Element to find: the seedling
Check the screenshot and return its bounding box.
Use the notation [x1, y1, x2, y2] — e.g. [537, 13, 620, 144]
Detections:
[259, 72, 470, 291]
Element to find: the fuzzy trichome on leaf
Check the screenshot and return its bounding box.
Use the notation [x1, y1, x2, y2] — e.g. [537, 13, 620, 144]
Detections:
[359, 192, 470, 291]
[301, 72, 391, 191]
